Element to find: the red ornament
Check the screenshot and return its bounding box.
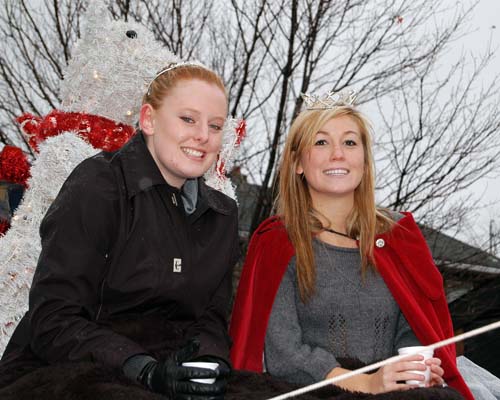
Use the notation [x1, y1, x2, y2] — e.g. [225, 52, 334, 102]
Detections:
[16, 110, 135, 152]
[216, 119, 247, 177]
[395, 15, 403, 24]
[235, 119, 246, 146]
[0, 220, 10, 236]
[0, 146, 31, 188]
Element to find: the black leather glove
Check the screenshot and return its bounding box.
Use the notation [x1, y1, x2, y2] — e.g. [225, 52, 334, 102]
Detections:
[139, 340, 226, 399]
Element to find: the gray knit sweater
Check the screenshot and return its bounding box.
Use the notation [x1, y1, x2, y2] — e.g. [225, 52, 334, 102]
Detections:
[264, 239, 420, 385]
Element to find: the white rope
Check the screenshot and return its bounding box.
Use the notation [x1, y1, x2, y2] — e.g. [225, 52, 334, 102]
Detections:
[266, 320, 500, 400]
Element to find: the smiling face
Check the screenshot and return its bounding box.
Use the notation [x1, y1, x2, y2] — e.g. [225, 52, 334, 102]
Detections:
[296, 115, 365, 204]
[140, 79, 227, 188]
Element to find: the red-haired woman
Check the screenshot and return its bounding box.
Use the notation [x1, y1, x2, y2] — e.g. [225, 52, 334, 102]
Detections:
[0, 63, 239, 400]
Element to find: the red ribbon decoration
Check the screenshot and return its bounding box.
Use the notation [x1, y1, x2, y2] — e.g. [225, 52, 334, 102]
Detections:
[16, 109, 135, 153]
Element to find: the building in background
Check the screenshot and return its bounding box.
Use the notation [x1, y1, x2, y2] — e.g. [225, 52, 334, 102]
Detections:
[422, 225, 500, 377]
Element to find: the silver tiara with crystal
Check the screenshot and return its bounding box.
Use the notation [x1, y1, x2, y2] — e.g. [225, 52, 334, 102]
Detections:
[301, 89, 357, 110]
[146, 61, 208, 95]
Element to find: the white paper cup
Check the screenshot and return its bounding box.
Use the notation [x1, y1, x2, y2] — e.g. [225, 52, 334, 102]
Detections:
[397, 346, 433, 387]
[182, 361, 219, 384]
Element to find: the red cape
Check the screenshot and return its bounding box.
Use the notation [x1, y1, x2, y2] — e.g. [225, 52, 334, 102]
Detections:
[230, 212, 473, 400]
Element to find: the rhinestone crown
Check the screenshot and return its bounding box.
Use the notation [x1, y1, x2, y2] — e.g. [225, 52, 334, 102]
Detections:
[301, 89, 357, 110]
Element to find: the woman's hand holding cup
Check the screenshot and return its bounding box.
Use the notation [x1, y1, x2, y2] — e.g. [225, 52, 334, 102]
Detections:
[425, 356, 445, 387]
[397, 346, 444, 388]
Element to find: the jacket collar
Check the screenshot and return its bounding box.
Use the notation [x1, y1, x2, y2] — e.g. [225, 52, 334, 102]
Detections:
[197, 178, 233, 216]
[114, 131, 168, 198]
[114, 131, 232, 216]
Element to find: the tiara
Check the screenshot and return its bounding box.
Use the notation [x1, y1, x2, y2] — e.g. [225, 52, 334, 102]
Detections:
[301, 89, 357, 110]
[146, 61, 208, 95]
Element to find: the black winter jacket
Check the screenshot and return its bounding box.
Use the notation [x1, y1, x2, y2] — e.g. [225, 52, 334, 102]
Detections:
[3, 132, 239, 370]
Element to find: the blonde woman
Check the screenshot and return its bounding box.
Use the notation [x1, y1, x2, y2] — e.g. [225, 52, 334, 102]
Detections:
[230, 91, 473, 400]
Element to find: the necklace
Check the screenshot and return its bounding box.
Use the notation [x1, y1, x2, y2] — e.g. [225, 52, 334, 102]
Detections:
[322, 227, 353, 239]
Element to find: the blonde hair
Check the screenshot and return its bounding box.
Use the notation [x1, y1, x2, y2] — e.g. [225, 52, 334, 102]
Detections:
[277, 106, 393, 302]
[142, 64, 226, 109]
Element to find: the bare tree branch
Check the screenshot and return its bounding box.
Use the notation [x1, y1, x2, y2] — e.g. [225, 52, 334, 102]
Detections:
[1, 0, 498, 245]
[0, 0, 84, 152]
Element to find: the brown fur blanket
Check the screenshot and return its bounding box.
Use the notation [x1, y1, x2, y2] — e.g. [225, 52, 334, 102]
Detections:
[0, 359, 464, 400]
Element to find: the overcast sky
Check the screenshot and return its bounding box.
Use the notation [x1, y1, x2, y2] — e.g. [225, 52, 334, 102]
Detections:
[456, 0, 500, 246]
[366, 0, 500, 248]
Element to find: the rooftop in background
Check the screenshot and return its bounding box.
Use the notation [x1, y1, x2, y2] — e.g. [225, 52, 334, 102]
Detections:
[421, 224, 500, 273]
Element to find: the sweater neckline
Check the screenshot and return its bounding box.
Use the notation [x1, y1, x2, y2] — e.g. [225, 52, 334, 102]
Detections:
[312, 237, 360, 253]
